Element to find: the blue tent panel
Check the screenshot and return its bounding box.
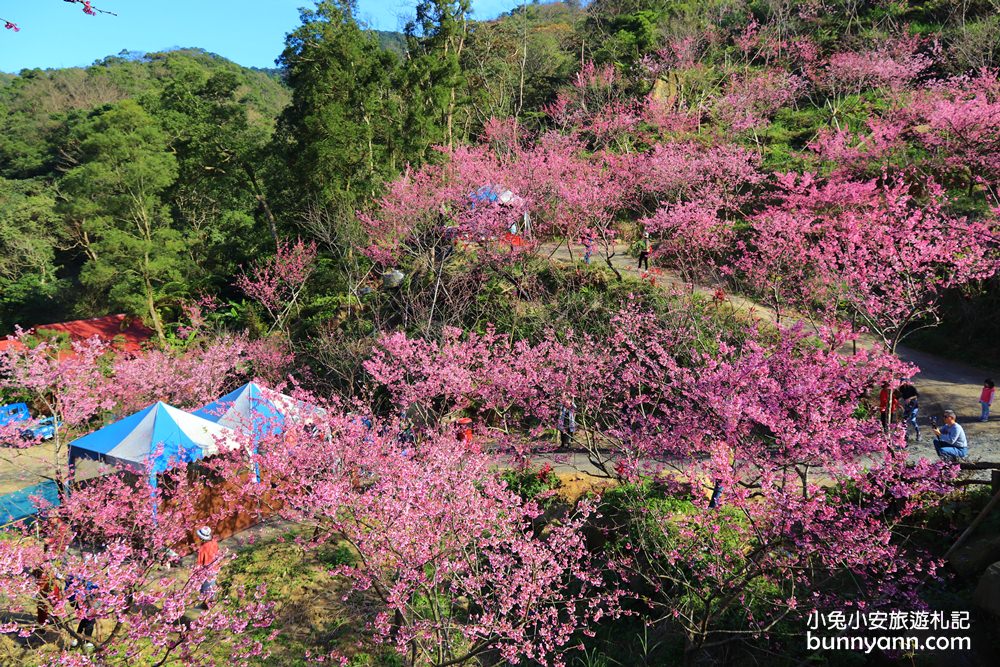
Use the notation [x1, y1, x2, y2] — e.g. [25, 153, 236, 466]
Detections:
[69, 402, 238, 474]
[194, 382, 289, 440]
[69, 403, 159, 459]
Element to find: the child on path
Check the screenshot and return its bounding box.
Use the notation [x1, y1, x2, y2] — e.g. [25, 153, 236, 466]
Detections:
[980, 379, 994, 422]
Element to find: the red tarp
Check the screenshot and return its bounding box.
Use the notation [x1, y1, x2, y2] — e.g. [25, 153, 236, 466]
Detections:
[0, 315, 153, 354]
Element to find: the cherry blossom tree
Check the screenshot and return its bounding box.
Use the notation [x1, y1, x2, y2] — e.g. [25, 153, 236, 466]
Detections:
[363, 302, 917, 488]
[713, 68, 805, 140]
[607, 452, 953, 665]
[2, 0, 116, 33]
[0, 447, 274, 666]
[359, 119, 634, 271]
[915, 69, 1000, 202]
[252, 408, 624, 667]
[359, 301, 957, 663]
[0, 334, 114, 487]
[809, 35, 933, 103]
[236, 239, 317, 334]
[108, 335, 260, 414]
[734, 174, 1000, 349]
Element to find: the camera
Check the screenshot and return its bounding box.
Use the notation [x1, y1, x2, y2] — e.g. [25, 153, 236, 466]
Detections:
[928, 415, 939, 428]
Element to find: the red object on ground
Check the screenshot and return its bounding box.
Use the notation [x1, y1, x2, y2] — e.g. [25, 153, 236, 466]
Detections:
[0, 314, 153, 355]
[502, 232, 525, 247]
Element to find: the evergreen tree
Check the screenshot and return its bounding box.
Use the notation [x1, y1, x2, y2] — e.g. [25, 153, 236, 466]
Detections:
[273, 0, 400, 215]
[0, 178, 66, 329]
[403, 0, 472, 156]
[58, 100, 181, 345]
[155, 60, 277, 270]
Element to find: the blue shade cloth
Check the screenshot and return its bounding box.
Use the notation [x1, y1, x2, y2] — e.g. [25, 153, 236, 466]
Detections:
[0, 480, 60, 525]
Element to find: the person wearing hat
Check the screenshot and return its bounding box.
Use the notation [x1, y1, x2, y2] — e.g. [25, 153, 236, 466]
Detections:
[196, 526, 219, 602]
[932, 410, 968, 463]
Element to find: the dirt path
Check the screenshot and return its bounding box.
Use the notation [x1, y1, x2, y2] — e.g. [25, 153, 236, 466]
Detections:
[546, 241, 1000, 468]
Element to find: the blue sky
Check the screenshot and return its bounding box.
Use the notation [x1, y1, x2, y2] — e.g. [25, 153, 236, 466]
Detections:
[0, 0, 522, 73]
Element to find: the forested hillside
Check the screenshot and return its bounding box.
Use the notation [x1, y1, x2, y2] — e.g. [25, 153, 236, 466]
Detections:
[2, 0, 999, 352]
[0, 48, 289, 339]
[3, 2, 1000, 665]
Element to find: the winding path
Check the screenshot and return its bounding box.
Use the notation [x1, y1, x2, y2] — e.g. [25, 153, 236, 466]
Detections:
[543, 241, 1000, 467]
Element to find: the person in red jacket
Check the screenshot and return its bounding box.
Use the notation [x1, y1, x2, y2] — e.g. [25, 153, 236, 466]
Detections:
[196, 526, 219, 605]
[879, 381, 899, 433]
[980, 379, 995, 422]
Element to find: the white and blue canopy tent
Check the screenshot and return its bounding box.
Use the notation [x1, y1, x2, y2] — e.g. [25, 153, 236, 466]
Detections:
[68, 402, 241, 477]
[193, 382, 325, 482]
[194, 382, 292, 438]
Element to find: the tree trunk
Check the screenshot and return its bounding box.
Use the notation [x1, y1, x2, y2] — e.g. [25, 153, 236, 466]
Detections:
[243, 164, 280, 251]
[145, 276, 166, 347]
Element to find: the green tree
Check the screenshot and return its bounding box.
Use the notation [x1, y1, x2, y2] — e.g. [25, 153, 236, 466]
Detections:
[462, 2, 578, 125]
[58, 100, 181, 345]
[585, 0, 668, 67]
[0, 178, 67, 329]
[403, 0, 472, 155]
[155, 60, 278, 271]
[273, 0, 400, 214]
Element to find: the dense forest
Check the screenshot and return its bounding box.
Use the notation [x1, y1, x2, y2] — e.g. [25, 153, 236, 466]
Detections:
[3, 1, 1000, 666]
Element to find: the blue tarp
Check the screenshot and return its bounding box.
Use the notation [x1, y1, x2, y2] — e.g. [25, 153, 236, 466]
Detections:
[0, 480, 60, 525]
[470, 185, 501, 205]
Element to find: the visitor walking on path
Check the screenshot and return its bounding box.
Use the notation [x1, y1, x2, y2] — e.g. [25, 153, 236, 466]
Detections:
[898, 378, 920, 440]
[980, 379, 995, 422]
[581, 229, 595, 265]
[557, 395, 577, 448]
[196, 526, 219, 605]
[67, 562, 98, 652]
[637, 232, 651, 271]
[932, 410, 968, 462]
